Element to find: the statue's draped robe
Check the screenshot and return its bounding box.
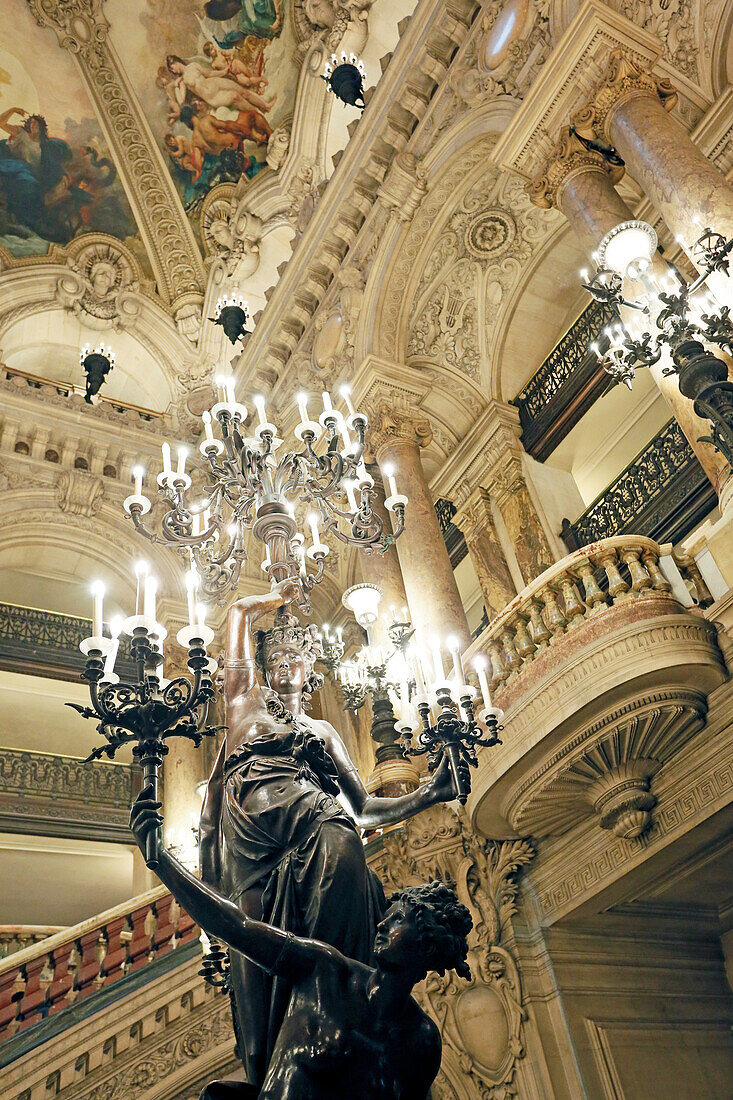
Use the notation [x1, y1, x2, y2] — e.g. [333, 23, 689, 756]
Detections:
[200, 691, 385, 1087]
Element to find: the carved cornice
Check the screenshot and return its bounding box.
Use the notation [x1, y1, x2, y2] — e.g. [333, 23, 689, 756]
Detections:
[528, 123, 625, 211]
[28, 0, 204, 309]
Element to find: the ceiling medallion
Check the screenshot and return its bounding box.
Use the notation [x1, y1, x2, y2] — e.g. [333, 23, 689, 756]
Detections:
[465, 209, 516, 260]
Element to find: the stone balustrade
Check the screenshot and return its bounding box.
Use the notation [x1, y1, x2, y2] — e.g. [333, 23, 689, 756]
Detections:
[0, 929, 64, 962]
[0, 887, 196, 1043]
[464, 535, 729, 843]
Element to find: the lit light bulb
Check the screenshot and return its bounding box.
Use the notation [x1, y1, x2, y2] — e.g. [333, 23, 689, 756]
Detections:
[132, 465, 144, 495]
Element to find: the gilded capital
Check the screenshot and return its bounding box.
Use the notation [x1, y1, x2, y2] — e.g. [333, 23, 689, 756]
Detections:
[370, 403, 433, 457]
[527, 124, 625, 211]
[579, 49, 678, 147]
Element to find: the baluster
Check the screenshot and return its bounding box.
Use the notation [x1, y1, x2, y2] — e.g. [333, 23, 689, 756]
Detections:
[577, 561, 608, 612]
[145, 904, 159, 962]
[120, 915, 134, 976]
[513, 616, 536, 663]
[501, 628, 523, 678]
[39, 952, 55, 1005]
[642, 550, 672, 593]
[598, 549, 630, 602]
[527, 598, 551, 649]
[540, 586, 566, 639]
[622, 547, 652, 594]
[66, 941, 83, 1004]
[488, 642, 507, 688]
[10, 965, 27, 1035]
[169, 897, 181, 950]
[94, 929, 108, 988]
[559, 576, 585, 627]
[679, 556, 714, 608]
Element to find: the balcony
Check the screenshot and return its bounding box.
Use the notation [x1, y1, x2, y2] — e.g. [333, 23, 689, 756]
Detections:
[465, 536, 728, 843]
[559, 419, 717, 552]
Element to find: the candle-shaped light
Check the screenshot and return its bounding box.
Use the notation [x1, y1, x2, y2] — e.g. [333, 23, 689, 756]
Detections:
[176, 446, 188, 477]
[296, 392, 309, 425]
[143, 574, 158, 622]
[192, 511, 201, 537]
[202, 410, 214, 441]
[342, 479, 358, 513]
[132, 465, 144, 496]
[185, 568, 199, 627]
[429, 634, 445, 682]
[410, 647, 428, 699]
[225, 377, 236, 406]
[134, 560, 149, 616]
[254, 394, 267, 426]
[307, 511, 320, 546]
[161, 441, 172, 477]
[196, 601, 207, 629]
[104, 615, 123, 679]
[91, 580, 105, 638]
[474, 656, 491, 710]
[321, 391, 333, 416]
[383, 463, 398, 498]
[339, 384, 356, 418]
[447, 636, 465, 683]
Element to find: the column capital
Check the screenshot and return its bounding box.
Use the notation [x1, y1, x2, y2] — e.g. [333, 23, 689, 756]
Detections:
[370, 403, 433, 458]
[528, 124, 625, 211]
[579, 49, 678, 147]
[453, 486, 494, 541]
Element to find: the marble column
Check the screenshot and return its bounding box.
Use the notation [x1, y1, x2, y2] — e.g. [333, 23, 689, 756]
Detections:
[371, 404, 470, 648]
[530, 122, 730, 498]
[590, 51, 733, 253]
[162, 648, 206, 869]
[358, 464, 409, 649]
[454, 487, 517, 620]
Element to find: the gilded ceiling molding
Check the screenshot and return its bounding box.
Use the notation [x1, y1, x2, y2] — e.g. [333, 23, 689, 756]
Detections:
[27, 0, 205, 313]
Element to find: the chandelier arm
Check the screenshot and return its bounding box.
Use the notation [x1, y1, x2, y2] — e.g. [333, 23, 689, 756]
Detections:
[128, 505, 168, 544]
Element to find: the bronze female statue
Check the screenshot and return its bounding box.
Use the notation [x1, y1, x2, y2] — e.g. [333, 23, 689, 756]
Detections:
[198, 579, 460, 1087]
[132, 790, 472, 1100]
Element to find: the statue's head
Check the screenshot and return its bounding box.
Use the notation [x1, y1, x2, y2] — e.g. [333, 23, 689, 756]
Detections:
[255, 616, 323, 703]
[374, 881, 472, 982]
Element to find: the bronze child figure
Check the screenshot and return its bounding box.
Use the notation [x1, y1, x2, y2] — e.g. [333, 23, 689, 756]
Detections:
[131, 789, 472, 1100]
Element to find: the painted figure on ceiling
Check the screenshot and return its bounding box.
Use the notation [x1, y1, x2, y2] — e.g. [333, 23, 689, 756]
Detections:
[204, 0, 284, 45]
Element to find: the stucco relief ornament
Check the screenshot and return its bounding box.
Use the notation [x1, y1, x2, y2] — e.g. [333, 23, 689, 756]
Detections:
[56, 239, 141, 332]
[266, 124, 291, 171]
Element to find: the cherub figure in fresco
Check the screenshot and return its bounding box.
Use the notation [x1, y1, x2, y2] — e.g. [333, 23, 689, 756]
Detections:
[172, 98, 270, 180]
[166, 55, 276, 116]
[164, 132, 199, 176]
[202, 40, 269, 97]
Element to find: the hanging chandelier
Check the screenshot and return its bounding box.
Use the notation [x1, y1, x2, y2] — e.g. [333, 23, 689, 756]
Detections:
[80, 341, 115, 404]
[322, 51, 366, 109]
[581, 219, 733, 467]
[209, 294, 251, 346]
[123, 382, 407, 605]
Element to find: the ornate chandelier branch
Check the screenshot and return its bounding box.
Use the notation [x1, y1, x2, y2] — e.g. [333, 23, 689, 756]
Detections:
[123, 383, 407, 607]
[582, 219, 733, 467]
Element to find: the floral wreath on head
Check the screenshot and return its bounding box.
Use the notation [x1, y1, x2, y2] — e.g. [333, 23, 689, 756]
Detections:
[255, 614, 324, 704]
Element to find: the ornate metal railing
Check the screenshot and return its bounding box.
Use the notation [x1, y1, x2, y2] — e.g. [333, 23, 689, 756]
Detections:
[0, 603, 135, 681]
[0, 887, 197, 1044]
[559, 420, 717, 552]
[435, 498, 468, 568]
[0, 749, 134, 844]
[514, 299, 615, 460]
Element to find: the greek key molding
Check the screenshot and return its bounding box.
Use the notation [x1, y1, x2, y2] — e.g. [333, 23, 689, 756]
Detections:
[28, 0, 204, 308]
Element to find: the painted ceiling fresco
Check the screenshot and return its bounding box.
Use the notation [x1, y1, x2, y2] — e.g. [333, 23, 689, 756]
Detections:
[109, 0, 299, 234]
[0, 0, 145, 266]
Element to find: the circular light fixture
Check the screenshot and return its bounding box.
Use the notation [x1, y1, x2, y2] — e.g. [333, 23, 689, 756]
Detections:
[210, 294, 250, 345]
[323, 52, 366, 109]
[341, 582, 383, 627]
[597, 220, 658, 280]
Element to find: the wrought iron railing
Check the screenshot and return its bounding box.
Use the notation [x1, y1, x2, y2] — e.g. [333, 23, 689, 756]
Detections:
[559, 420, 717, 551]
[435, 498, 468, 568]
[0, 749, 134, 844]
[0, 603, 135, 682]
[514, 299, 615, 461]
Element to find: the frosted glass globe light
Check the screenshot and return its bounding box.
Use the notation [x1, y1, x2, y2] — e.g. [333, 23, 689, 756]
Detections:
[342, 582, 383, 627]
[598, 221, 658, 279]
